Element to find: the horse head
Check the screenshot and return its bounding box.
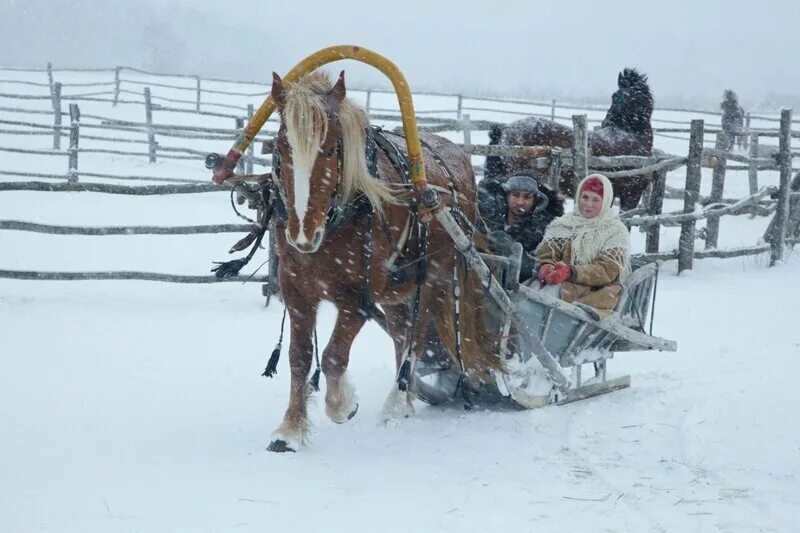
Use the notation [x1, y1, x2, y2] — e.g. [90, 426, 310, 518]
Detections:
[271, 71, 349, 253]
[271, 71, 394, 254]
[602, 68, 653, 136]
[721, 89, 740, 111]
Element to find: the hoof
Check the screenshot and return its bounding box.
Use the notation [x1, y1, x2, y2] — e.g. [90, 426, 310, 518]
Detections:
[267, 439, 296, 453]
[382, 388, 415, 421]
[329, 403, 359, 424]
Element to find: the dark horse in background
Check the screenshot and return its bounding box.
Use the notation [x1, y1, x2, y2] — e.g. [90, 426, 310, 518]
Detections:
[486, 68, 654, 210]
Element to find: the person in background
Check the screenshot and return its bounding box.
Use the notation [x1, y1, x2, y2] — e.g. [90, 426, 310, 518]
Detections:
[484, 124, 506, 180]
[535, 173, 630, 319]
[721, 89, 746, 151]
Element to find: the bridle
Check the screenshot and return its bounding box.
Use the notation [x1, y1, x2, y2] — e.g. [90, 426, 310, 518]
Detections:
[270, 123, 356, 232]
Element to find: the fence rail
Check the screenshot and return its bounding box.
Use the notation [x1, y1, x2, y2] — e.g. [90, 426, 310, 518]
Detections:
[1, 61, 798, 285]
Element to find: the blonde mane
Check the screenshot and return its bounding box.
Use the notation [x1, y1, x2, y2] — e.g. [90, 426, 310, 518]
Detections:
[283, 72, 396, 213]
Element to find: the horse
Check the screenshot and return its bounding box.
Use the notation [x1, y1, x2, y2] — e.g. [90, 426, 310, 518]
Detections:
[487, 68, 655, 211]
[266, 70, 498, 452]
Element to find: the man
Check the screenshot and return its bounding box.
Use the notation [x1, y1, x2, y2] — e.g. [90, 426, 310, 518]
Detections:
[478, 173, 564, 282]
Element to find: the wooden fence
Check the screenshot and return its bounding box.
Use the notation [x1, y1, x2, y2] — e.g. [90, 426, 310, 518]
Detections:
[1, 111, 797, 286]
[4, 63, 800, 145]
[0, 63, 798, 286]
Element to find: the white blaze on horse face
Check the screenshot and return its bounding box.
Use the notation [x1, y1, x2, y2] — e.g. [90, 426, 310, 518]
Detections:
[286, 143, 316, 246]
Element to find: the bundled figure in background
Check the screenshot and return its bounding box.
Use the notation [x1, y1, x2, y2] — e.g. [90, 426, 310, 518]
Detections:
[721, 89, 746, 151]
[535, 174, 630, 319]
[478, 173, 564, 282]
[483, 124, 507, 180]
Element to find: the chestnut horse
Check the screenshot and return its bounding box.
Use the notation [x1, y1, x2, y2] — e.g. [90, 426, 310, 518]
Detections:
[267, 70, 498, 452]
[488, 68, 654, 210]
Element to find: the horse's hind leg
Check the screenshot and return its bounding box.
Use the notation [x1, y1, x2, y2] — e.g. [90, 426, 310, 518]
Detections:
[269, 303, 317, 453]
[381, 300, 433, 421]
[322, 296, 365, 423]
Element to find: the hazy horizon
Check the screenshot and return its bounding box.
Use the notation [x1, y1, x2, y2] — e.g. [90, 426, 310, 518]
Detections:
[3, 0, 799, 110]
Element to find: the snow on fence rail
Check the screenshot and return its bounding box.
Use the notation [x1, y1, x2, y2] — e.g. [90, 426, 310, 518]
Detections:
[4, 63, 798, 130]
[1, 110, 798, 286]
[1, 61, 798, 283]
[2, 66, 797, 178]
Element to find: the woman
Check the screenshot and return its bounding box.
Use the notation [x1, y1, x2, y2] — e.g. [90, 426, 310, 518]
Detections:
[534, 173, 630, 318]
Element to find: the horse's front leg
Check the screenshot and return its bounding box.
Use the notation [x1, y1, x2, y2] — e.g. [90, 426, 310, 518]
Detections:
[268, 301, 318, 453]
[322, 294, 365, 423]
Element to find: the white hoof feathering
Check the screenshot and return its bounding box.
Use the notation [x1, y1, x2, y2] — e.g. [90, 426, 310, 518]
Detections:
[270, 420, 307, 452]
[325, 374, 359, 423]
[381, 387, 415, 420]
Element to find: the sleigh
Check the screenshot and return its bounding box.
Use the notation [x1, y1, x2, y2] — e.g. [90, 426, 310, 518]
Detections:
[206, 45, 679, 452]
[411, 242, 676, 409]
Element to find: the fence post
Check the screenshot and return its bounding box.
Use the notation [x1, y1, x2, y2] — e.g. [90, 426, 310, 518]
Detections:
[144, 87, 156, 163]
[645, 168, 667, 253]
[744, 112, 751, 149]
[572, 114, 588, 191]
[365, 89, 372, 116]
[747, 133, 759, 197]
[235, 117, 246, 174]
[462, 113, 472, 152]
[67, 104, 80, 184]
[457, 94, 463, 120]
[548, 148, 563, 190]
[678, 119, 704, 273]
[46, 62, 54, 96]
[705, 131, 728, 249]
[769, 108, 792, 266]
[263, 219, 281, 306]
[195, 76, 201, 111]
[113, 67, 121, 107]
[551, 99, 556, 121]
[246, 104, 254, 175]
[51, 82, 62, 150]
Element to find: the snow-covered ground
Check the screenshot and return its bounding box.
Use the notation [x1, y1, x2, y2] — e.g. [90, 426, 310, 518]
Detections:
[1, 70, 798, 532]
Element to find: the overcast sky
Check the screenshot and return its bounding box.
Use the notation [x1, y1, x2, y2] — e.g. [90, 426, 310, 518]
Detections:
[3, 0, 799, 109]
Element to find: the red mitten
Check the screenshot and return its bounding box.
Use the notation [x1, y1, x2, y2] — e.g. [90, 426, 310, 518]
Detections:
[545, 262, 572, 285]
[538, 263, 555, 283]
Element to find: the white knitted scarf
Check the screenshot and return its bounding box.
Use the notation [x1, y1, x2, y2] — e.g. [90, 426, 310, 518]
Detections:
[539, 174, 631, 281]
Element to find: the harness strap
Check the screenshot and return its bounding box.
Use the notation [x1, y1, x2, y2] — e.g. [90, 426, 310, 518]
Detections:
[358, 211, 376, 320]
[309, 329, 321, 392]
[211, 184, 275, 279]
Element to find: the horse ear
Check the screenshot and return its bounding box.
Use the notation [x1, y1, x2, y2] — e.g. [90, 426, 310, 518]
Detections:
[330, 70, 346, 102]
[271, 72, 286, 108]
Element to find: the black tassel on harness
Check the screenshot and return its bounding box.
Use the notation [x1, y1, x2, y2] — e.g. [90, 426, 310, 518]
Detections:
[308, 368, 321, 392]
[262, 308, 287, 378]
[262, 342, 281, 378]
[211, 257, 250, 279]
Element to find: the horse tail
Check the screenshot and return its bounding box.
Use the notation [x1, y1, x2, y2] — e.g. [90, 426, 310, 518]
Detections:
[431, 252, 503, 384]
[458, 254, 504, 379]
